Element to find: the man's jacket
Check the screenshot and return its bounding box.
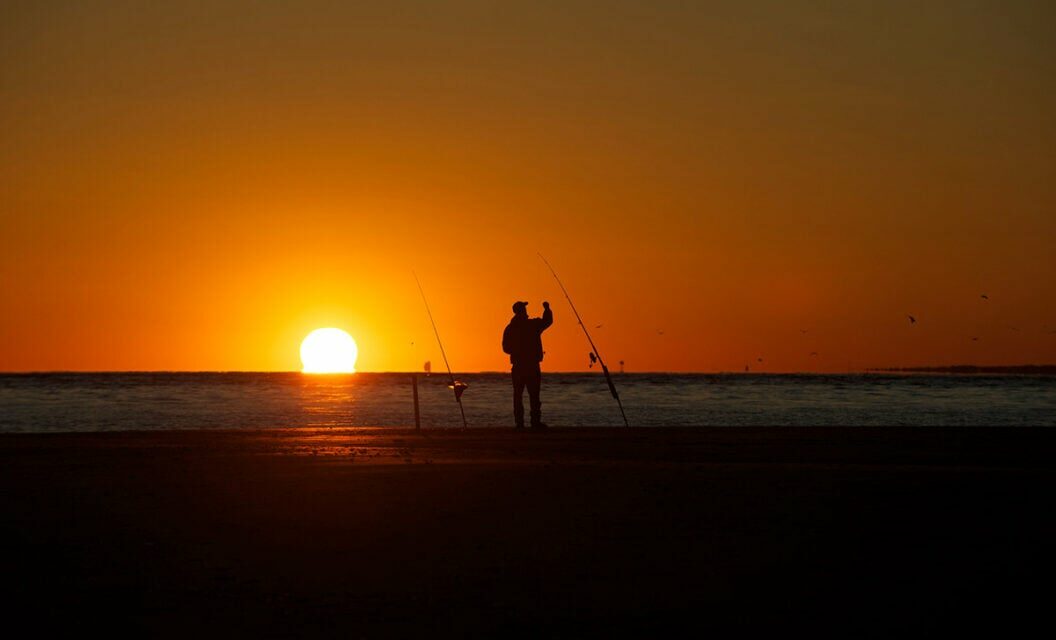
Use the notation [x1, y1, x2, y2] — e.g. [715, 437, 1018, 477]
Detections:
[502, 308, 553, 365]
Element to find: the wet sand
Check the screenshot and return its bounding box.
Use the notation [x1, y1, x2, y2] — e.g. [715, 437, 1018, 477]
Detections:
[2, 427, 1054, 637]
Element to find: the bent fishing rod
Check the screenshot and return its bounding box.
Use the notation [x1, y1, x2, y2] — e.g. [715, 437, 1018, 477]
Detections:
[414, 272, 468, 428]
[538, 254, 629, 427]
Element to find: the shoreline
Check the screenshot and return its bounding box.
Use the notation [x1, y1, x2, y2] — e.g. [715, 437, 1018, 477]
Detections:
[3, 426, 1054, 466]
[2, 427, 1054, 636]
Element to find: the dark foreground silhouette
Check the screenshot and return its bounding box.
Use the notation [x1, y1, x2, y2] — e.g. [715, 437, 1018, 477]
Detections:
[502, 300, 553, 428]
[1, 427, 1054, 637]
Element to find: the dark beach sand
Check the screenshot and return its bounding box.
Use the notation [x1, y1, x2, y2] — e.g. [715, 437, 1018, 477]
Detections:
[2, 427, 1054, 637]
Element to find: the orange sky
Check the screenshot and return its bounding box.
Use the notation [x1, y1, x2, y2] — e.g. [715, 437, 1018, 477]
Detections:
[2, 1, 1054, 372]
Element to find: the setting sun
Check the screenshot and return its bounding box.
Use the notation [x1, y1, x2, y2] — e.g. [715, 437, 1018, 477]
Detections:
[300, 328, 358, 373]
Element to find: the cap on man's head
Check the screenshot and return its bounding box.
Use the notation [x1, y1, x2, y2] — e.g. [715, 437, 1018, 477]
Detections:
[512, 301, 529, 314]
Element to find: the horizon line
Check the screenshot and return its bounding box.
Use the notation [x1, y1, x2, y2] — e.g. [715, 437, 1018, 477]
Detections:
[2, 365, 1054, 375]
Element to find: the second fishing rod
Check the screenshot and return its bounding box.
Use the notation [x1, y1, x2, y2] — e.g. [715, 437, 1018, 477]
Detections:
[414, 272, 468, 428]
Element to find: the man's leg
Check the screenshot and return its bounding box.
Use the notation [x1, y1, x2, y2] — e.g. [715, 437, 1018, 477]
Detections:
[527, 364, 543, 427]
[512, 366, 526, 428]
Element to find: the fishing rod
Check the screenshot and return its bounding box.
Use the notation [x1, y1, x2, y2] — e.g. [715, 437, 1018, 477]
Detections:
[414, 272, 468, 428]
[538, 254, 629, 427]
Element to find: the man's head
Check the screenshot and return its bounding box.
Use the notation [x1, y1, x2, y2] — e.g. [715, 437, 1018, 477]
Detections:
[512, 301, 529, 317]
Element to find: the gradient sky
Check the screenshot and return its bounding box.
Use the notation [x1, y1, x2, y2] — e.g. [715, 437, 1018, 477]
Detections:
[2, 1, 1054, 372]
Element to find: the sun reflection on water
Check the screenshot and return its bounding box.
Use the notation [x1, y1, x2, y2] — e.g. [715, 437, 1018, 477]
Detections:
[298, 374, 360, 427]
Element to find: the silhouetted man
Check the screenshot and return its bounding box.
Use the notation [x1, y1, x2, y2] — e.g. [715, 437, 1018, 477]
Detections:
[502, 300, 553, 429]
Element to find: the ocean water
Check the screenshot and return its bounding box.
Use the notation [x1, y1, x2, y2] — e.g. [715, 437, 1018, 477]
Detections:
[1, 372, 1053, 432]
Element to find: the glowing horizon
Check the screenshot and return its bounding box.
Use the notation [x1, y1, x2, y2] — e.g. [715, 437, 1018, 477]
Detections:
[2, 2, 1054, 373]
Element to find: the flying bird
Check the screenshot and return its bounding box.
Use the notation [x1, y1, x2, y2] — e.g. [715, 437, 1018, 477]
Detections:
[588, 352, 598, 368]
[908, 315, 916, 324]
[757, 357, 763, 363]
[810, 352, 819, 357]
[656, 329, 665, 335]
[799, 329, 809, 335]
[970, 337, 980, 342]
[981, 294, 989, 300]
[595, 324, 603, 329]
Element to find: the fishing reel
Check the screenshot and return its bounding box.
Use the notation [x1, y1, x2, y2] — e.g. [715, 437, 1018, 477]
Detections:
[448, 380, 468, 400]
